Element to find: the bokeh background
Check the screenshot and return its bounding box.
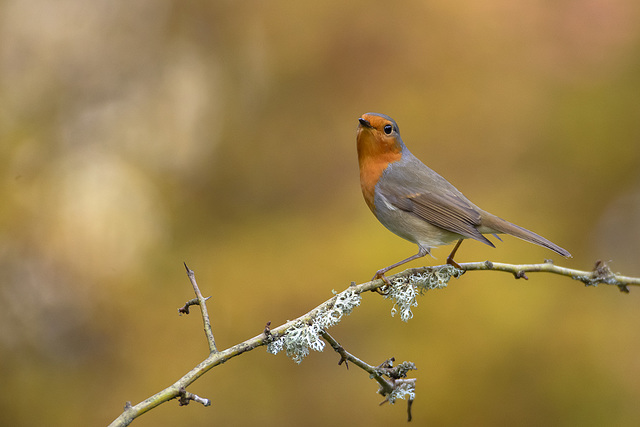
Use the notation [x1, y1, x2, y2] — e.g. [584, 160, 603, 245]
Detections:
[2, 1, 640, 426]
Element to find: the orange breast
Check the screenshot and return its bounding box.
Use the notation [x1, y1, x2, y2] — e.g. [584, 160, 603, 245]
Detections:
[357, 129, 402, 212]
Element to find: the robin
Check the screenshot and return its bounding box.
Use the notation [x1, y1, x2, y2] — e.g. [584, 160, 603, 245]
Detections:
[356, 112, 571, 282]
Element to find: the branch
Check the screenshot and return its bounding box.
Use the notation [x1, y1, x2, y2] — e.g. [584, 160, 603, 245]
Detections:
[457, 259, 638, 293]
[183, 263, 217, 353]
[320, 330, 395, 395]
[109, 272, 370, 427]
[320, 331, 416, 421]
[108, 259, 636, 426]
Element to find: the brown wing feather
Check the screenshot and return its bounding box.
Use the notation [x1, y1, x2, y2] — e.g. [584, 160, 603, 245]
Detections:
[388, 191, 495, 247]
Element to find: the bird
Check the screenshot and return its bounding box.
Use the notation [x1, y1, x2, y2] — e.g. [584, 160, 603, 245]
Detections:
[356, 112, 571, 283]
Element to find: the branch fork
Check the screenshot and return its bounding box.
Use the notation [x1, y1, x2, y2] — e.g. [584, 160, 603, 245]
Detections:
[109, 258, 636, 426]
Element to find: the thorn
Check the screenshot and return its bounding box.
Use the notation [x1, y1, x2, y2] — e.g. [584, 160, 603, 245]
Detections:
[177, 386, 211, 407]
[263, 321, 272, 338]
[178, 298, 200, 315]
[593, 259, 613, 278]
[514, 271, 529, 280]
[338, 354, 349, 369]
[378, 357, 395, 369]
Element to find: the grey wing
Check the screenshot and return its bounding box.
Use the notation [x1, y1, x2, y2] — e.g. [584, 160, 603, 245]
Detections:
[385, 188, 495, 247]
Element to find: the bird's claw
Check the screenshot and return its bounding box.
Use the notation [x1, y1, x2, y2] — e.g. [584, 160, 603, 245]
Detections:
[372, 271, 392, 294]
[446, 257, 462, 270]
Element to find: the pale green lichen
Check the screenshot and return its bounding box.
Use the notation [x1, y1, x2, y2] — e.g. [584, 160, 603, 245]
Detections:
[386, 265, 460, 322]
[387, 278, 418, 322]
[279, 321, 325, 364]
[376, 360, 417, 404]
[386, 379, 416, 404]
[266, 335, 284, 355]
[267, 288, 362, 363]
[318, 288, 361, 328]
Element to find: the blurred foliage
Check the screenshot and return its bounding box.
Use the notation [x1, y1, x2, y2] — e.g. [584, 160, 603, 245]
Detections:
[1, 0, 640, 426]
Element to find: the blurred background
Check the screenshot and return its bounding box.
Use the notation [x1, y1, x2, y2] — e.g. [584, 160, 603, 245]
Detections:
[1, 0, 640, 426]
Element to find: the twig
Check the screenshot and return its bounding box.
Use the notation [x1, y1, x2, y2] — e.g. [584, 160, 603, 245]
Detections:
[178, 297, 211, 315]
[177, 387, 211, 407]
[178, 298, 198, 315]
[320, 330, 395, 396]
[108, 259, 636, 426]
[457, 259, 637, 293]
[183, 262, 217, 353]
[320, 330, 416, 421]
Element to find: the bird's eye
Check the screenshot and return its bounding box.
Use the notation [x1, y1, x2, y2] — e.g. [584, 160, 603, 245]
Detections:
[383, 124, 393, 135]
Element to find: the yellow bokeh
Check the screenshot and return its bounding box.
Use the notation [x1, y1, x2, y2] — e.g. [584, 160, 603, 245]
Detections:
[1, 1, 640, 426]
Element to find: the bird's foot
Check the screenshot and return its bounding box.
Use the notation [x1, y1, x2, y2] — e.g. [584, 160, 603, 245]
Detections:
[446, 256, 462, 270]
[445, 239, 464, 270]
[372, 271, 391, 295]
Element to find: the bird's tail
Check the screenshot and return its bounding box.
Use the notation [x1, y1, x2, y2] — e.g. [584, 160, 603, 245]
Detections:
[481, 213, 571, 258]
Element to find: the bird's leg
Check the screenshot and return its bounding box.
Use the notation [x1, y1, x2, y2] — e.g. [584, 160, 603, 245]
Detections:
[446, 239, 464, 269]
[373, 246, 430, 284]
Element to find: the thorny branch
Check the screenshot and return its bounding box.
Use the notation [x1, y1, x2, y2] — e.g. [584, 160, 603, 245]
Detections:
[183, 263, 217, 353]
[458, 259, 638, 293]
[320, 331, 416, 421]
[177, 387, 211, 407]
[108, 259, 636, 426]
[320, 330, 395, 394]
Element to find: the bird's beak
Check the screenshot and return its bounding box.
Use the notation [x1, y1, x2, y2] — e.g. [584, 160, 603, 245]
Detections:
[358, 118, 372, 128]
